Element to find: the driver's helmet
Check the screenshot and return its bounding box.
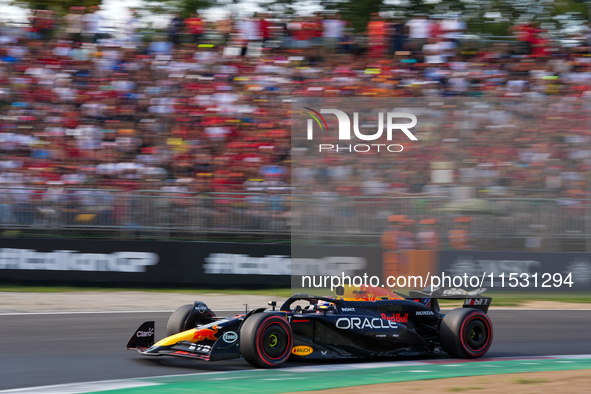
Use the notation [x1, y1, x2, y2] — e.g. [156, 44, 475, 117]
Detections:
[316, 299, 335, 312]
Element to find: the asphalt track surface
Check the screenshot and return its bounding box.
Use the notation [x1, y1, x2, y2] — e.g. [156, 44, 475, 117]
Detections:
[1, 310, 590, 391]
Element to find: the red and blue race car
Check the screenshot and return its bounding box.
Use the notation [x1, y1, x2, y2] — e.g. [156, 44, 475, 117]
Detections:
[127, 286, 493, 368]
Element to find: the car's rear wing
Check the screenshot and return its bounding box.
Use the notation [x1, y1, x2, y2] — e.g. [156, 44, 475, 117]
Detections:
[408, 287, 491, 313]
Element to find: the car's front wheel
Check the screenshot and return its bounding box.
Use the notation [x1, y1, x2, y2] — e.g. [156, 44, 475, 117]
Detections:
[439, 308, 493, 358]
[240, 313, 293, 368]
[166, 302, 216, 337]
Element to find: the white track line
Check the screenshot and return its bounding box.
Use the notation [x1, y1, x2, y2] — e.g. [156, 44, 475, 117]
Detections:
[2, 354, 590, 394]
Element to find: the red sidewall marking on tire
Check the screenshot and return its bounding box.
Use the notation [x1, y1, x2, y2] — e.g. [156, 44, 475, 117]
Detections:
[254, 317, 292, 366]
[460, 312, 493, 357]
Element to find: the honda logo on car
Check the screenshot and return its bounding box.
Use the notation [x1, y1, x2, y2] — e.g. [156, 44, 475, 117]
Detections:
[292, 346, 313, 355]
[136, 327, 154, 337]
[415, 311, 434, 316]
[336, 317, 398, 330]
[222, 331, 238, 344]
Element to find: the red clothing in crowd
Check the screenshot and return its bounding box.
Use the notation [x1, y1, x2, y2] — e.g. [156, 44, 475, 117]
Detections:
[185, 17, 204, 35]
[259, 18, 270, 40]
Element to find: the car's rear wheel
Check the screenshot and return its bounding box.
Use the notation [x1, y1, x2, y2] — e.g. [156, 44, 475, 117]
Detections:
[240, 313, 293, 368]
[166, 303, 216, 337]
[439, 308, 493, 358]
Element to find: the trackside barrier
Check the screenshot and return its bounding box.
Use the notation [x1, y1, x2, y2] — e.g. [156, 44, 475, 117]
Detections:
[0, 238, 290, 288]
[0, 238, 589, 291]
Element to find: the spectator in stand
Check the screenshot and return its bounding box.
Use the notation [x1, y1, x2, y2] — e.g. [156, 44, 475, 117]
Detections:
[184, 13, 205, 45]
[0, 8, 587, 238]
[388, 17, 405, 55]
[422, 36, 444, 64]
[37, 10, 55, 41]
[237, 15, 261, 55]
[398, 219, 417, 251]
[82, 5, 101, 43]
[168, 13, 184, 45]
[529, 23, 548, 57]
[582, 22, 591, 47]
[323, 13, 345, 53]
[423, 36, 457, 64]
[123, 9, 140, 47]
[28, 10, 42, 40]
[300, 16, 319, 51]
[216, 15, 233, 46]
[510, 21, 536, 55]
[417, 219, 439, 250]
[288, 18, 307, 49]
[448, 217, 473, 250]
[429, 15, 442, 39]
[147, 34, 172, 55]
[310, 14, 324, 48]
[440, 14, 466, 44]
[405, 13, 433, 52]
[63, 6, 84, 43]
[259, 13, 271, 46]
[367, 13, 387, 58]
[382, 216, 416, 277]
[382, 215, 404, 278]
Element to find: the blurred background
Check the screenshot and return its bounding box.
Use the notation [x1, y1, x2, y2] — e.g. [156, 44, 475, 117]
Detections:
[0, 4, 589, 392]
[0, 0, 588, 256]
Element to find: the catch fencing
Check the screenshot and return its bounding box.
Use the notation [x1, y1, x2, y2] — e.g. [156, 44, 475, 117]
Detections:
[0, 187, 589, 252]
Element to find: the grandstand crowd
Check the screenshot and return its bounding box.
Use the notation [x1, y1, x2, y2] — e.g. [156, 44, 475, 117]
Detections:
[0, 7, 589, 233]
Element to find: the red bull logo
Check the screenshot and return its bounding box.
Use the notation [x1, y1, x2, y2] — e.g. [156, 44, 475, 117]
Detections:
[192, 325, 218, 342]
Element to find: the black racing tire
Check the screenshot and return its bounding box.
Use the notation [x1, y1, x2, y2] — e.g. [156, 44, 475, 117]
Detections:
[166, 303, 216, 337]
[240, 313, 293, 368]
[439, 308, 493, 358]
[166, 304, 193, 336]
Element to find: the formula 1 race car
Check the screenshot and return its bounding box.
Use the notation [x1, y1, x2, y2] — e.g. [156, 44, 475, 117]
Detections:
[127, 286, 493, 368]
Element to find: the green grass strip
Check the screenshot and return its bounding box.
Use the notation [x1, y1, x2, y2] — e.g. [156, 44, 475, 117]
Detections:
[96, 357, 591, 394]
